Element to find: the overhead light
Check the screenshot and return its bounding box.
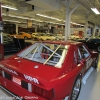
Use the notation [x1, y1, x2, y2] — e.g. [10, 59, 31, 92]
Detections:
[2, 13, 42, 22]
[16, 16, 29, 19]
[63, 20, 84, 26]
[55, 23, 65, 25]
[36, 14, 62, 21]
[91, 8, 100, 14]
[44, 21, 64, 25]
[30, 18, 43, 22]
[8, 14, 29, 19]
[3, 20, 21, 23]
[2, 13, 6, 16]
[1, 5, 18, 10]
[70, 22, 85, 26]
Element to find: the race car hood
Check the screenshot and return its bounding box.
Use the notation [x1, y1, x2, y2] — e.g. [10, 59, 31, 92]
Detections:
[1, 55, 61, 82]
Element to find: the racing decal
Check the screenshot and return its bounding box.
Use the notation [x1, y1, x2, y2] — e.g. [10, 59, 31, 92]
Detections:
[0, 66, 18, 75]
[24, 74, 39, 84]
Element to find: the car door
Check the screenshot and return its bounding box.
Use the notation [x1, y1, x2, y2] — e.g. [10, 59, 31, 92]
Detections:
[78, 45, 92, 72]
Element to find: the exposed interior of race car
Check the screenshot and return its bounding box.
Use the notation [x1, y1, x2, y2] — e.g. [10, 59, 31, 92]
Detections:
[78, 45, 90, 59]
[18, 42, 69, 68]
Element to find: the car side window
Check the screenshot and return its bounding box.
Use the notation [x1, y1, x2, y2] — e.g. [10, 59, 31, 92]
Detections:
[74, 51, 77, 64]
[78, 45, 90, 59]
[77, 49, 82, 63]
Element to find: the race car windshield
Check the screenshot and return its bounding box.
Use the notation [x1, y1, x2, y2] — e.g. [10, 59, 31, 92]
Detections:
[17, 42, 69, 68]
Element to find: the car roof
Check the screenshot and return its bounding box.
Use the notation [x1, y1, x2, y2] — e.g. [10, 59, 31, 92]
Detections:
[37, 40, 82, 45]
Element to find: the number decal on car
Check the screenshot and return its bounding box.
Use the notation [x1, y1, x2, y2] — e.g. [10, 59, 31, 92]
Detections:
[86, 58, 93, 69]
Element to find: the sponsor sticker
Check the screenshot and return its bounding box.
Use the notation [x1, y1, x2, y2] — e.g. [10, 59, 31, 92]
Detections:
[24, 74, 39, 84]
[13, 76, 21, 85]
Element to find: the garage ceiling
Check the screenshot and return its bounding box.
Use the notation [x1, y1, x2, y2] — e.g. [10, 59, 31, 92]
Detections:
[1, 0, 100, 27]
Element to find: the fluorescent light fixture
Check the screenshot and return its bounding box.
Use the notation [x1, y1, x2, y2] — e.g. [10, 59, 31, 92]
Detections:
[2, 13, 6, 16]
[30, 18, 43, 22]
[2, 13, 42, 22]
[55, 22, 65, 25]
[44, 21, 64, 25]
[1, 5, 18, 10]
[64, 20, 84, 26]
[44, 21, 55, 24]
[70, 22, 85, 26]
[36, 14, 62, 21]
[8, 14, 29, 19]
[91, 8, 100, 14]
[4, 20, 21, 23]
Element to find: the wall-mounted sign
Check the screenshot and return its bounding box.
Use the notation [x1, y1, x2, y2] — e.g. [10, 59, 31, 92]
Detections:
[27, 20, 33, 28]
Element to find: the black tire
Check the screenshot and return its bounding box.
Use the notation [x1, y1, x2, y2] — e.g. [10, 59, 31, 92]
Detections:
[93, 56, 98, 69]
[70, 75, 82, 100]
[97, 46, 100, 53]
[24, 36, 28, 40]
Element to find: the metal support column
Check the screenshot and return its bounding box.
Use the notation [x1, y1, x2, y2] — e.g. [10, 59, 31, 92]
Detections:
[65, 1, 70, 40]
[64, 0, 80, 40]
[0, 3, 3, 43]
[93, 23, 96, 37]
[0, 3, 4, 60]
[84, 15, 88, 39]
[16, 23, 18, 34]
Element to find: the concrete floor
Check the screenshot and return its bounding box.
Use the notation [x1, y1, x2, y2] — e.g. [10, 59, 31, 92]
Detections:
[78, 70, 100, 100]
[78, 53, 100, 100]
[0, 54, 100, 100]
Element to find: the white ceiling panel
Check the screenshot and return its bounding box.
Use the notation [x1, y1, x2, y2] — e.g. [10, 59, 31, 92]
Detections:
[0, 0, 100, 26]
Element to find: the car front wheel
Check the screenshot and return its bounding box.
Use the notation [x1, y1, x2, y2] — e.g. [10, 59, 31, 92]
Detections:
[93, 56, 98, 69]
[70, 76, 82, 100]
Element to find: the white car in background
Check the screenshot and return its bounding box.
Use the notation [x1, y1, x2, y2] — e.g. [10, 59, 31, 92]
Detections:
[68, 35, 83, 40]
[55, 34, 65, 40]
[38, 33, 55, 41]
[32, 33, 38, 38]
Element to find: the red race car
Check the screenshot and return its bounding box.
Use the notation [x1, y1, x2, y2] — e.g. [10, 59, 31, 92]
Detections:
[0, 40, 98, 100]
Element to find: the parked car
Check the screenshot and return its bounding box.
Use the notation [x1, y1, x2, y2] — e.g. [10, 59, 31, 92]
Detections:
[55, 34, 65, 40]
[76, 38, 100, 53]
[3, 34, 19, 54]
[32, 33, 38, 38]
[33, 33, 46, 40]
[0, 40, 98, 100]
[10, 32, 32, 40]
[38, 33, 55, 40]
[3, 34, 32, 55]
[68, 35, 83, 40]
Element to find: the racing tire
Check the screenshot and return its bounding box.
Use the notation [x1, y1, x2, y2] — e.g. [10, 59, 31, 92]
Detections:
[97, 46, 100, 53]
[70, 75, 82, 100]
[93, 56, 98, 69]
[24, 36, 28, 40]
